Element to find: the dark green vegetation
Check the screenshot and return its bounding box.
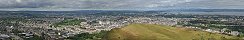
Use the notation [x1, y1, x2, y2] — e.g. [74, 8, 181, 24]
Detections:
[0, 18, 26, 26]
[66, 31, 108, 40]
[51, 19, 86, 27]
[179, 19, 244, 37]
[23, 35, 43, 40]
[11, 29, 43, 40]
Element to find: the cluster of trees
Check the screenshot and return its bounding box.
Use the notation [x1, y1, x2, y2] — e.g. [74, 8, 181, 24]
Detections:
[179, 20, 244, 37]
[187, 20, 244, 33]
[66, 31, 108, 40]
[11, 29, 43, 40]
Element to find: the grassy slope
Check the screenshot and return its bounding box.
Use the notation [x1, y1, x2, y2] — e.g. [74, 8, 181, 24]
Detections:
[105, 24, 240, 40]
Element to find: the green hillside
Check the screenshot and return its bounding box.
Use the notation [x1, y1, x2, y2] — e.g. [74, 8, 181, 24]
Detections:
[105, 24, 240, 40]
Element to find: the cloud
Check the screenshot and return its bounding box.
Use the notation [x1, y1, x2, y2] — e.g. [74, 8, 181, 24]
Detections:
[174, 0, 244, 9]
[0, 0, 193, 9]
[1, 0, 243, 9]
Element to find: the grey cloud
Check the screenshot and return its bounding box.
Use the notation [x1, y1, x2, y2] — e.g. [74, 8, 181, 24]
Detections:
[0, 0, 192, 9]
[173, 0, 244, 9]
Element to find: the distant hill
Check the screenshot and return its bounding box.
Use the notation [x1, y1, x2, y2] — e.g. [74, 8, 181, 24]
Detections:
[105, 24, 240, 40]
[1, 9, 244, 12]
[164, 9, 244, 12]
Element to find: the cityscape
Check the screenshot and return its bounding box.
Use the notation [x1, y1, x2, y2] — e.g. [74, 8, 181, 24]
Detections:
[0, 11, 244, 40]
[1, 0, 244, 40]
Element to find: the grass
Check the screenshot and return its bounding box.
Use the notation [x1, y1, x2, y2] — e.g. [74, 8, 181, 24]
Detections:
[105, 24, 241, 40]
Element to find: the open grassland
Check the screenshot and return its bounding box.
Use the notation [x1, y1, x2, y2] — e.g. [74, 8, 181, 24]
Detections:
[105, 24, 241, 40]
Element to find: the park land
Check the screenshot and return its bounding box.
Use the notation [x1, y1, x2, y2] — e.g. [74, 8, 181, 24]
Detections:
[105, 24, 240, 40]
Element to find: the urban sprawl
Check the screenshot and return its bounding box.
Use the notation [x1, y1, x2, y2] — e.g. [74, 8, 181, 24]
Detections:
[0, 11, 244, 40]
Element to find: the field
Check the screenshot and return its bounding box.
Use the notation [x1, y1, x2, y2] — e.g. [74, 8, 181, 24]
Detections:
[105, 24, 240, 40]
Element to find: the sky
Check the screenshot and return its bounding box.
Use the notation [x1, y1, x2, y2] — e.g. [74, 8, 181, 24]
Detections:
[0, 0, 243, 10]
